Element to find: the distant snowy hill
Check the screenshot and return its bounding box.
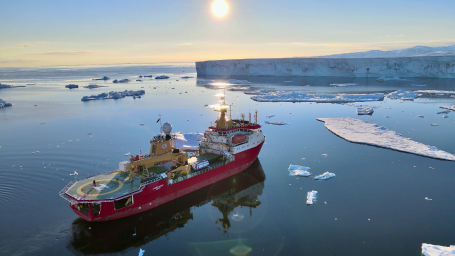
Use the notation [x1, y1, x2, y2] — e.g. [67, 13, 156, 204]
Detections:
[317, 45, 455, 58]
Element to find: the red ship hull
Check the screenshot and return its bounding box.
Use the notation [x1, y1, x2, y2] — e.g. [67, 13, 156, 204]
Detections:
[71, 141, 264, 221]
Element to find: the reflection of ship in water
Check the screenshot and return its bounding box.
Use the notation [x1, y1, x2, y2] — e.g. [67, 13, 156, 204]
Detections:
[68, 159, 265, 255]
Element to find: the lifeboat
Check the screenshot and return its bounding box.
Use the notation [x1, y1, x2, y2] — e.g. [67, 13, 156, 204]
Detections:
[232, 135, 246, 144]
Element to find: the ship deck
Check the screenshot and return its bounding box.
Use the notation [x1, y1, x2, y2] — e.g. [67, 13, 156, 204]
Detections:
[188, 153, 221, 164]
[65, 172, 142, 201]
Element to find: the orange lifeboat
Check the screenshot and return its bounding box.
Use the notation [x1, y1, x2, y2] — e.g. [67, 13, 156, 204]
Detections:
[232, 135, 246, 144]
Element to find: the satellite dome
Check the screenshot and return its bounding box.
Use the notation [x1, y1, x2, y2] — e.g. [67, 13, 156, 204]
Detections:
[162, 122, 172, 134]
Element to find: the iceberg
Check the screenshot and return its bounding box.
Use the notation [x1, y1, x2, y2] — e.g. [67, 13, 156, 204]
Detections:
[356, 107, 374, 115]
[81, 90, 145, 101]
[306, 190, 318, 205]
[174, 132, 204, 151]
[65, 84, 79, 89]
[228, 87, 250, 91]
[422, 243, 455, 256]
[330, 83, 358, 87]
[314, 172, 336, 180]
[251, 91, 384, 103]
[228, 79, 249, 84]
[0, 83, 15, 88]
[387, 90, 418, 100]
[181, 76, 194, 79]
[83, 84, 108, 89]
[244, 89, 269, 95]
[112, 79, 130, 83]
[288, 165, 311, 177]
[317, 117, 455, 161]
[264, 121, 289, 125]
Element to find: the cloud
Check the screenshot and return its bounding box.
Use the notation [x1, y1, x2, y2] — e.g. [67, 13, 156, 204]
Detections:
[175, 43, 192, 46]
[0, 58, 35, 64]
[26, 51, 119, 56]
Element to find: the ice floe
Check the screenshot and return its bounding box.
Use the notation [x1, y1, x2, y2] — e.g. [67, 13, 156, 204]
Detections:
[442, 115, 449, 118]
[81, 90, 145, 101]
[314, 172, 336, 180]
[65, 84, 79, 89]
[244, 89, 269, 95]
[288, 165, 311, 177]
[139, 248, 145, 256]
[155, 75, 170, 79]
[431, 123, 438, 126]
[196, 80, 216, 84]
[422, 243, 455, 256]
[437, 110, 450, 114]
[317, 117, 455, 161]
[416, 90, 455, 96]
[330, 83, 358, 87]
[306, 190, 317, 205]
[0, 99, 12, 108]
[376, 76, 404, 81]
[266, 115, 275, 118]
[264, 121, 289, 125]
[112, 79, 130, 83]
[251, 91, 384, 103]
[84, 84, 108, 89]
[357, 107, 374, 115]
[387, 90, 418, 100]
[174, 132, 204, 150]
[228, 79, 250, 84]
[181, 76, 194, 79]
[440, 105, 455, 111]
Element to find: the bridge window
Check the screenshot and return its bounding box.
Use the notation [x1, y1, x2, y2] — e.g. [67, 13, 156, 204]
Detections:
[114, 196, 133, 210]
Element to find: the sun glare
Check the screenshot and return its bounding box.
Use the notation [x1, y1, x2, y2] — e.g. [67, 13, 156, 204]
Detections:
[212, 0, 228, 17]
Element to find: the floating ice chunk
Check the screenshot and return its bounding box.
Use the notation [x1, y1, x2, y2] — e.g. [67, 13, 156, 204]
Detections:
[181, 76, 194, 79]
[411, 84, 427, 86]
[139, 248, 145, 256]
[422, 243, 455, 256]
[317, 117, 455, 161]
[70, 171, 78, 176]
[124, 152, 130, 156]
[306, 190, 317, 205]
[264, 121, 289, 125]
[228, 79, 249, 84]
[431, 123, 438, 126]
[425, 197, 432, 200]
[0, 99, 13, 108]
[418, 115, 425, 118]
[440, 105, 455, 111]
[288, 165, 311, 176]
[314, 172, 335, 180]
[330, 83, 358, 87]
[357, 107, 374, 115]
[244, 89, 268, 95]
[442, 115, 449, 118]
[376, 76, 404, 81]
[251, 91, 384, 103]
[437, 110, 450, 114]
[387, 90, 418, 100]
[266, 115, 275, 118]
[81, 90, 145, 101]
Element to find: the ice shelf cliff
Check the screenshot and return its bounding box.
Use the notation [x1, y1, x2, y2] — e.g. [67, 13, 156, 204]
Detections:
[196, 56, 455, 78]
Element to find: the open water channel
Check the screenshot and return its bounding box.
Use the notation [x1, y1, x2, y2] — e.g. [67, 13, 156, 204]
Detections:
[0, 64, 454, 255]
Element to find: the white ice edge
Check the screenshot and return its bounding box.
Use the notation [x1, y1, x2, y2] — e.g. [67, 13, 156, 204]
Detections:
[251, 91, 384, 103]
[387, 90, 418, 100]
[288, 165, 311, 176]
[317, 117, 455, 161]
[307, 190, 317, 205]
[422, 243, 455, 256]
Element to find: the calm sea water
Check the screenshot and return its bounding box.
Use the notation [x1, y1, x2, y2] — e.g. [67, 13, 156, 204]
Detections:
[1, 64, 454, 256]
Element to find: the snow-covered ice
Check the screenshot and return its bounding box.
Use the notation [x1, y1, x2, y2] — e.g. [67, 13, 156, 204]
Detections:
[288, 165, 311, 177]
[314, 172, 336, 180]
[431, 123, 439, 126]
[251, 91, 384, 103]
[228, 79, 250, 84]
[81, 90, 145, 101]
[307, 190, 318, 205]
[376, 76, 405, 81]
[330, 83, 358, 87]
[440, 105, 455, 111]
[138, 248, 145, 256]
[317, 117, 455, 161]
[416, 90, 455, 96]
[244, 89, 269, 95]
[387, 90, 418, 100]
[264, 121, 289, 125]
[357, 107, 374, 115]
[422, 243, 455, 256]
[442, 115, 449, 118]
[174, 132, 204, 150]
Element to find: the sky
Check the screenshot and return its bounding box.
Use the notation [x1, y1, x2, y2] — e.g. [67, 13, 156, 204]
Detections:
[1, 0, 455, 67]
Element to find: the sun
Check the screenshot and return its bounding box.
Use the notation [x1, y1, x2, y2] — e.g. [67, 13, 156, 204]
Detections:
[212, 0, 228, 17]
